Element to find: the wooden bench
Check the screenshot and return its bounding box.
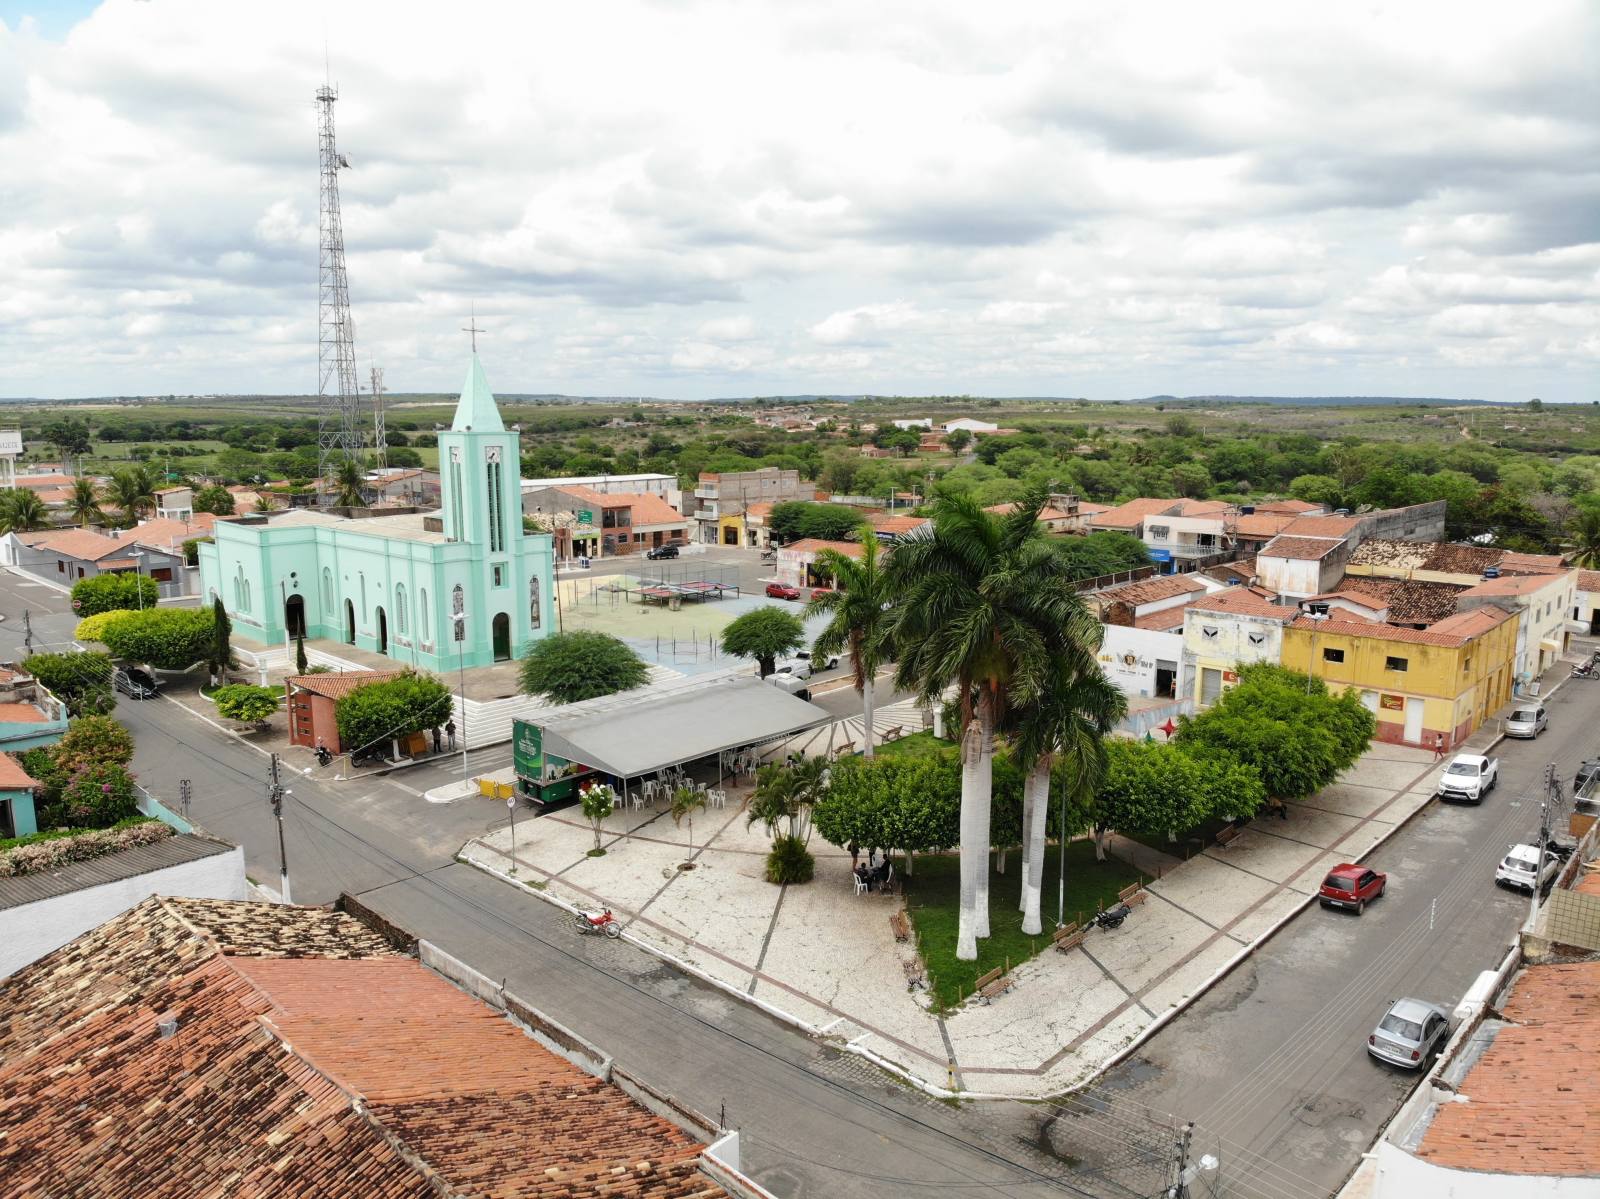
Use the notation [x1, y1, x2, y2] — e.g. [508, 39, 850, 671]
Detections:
[889, 910, 911, 943]
[1118, 882, 1148, 907]
[833, 741, 857, 759]
[882, 724, 904, 742]
[1214, 824, 1242, 849]
[974, 965, 1015, 1004]
[1051, 922, 1085, 953]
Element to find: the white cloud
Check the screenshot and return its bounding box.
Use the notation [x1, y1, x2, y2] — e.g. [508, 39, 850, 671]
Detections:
[0, 0, 1594, 400]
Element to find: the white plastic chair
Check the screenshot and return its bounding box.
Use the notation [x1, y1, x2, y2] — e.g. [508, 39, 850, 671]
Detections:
[853, 875, 868, 896]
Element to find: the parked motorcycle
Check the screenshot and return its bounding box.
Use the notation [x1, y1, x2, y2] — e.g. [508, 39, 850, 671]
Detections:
[575, 908, 623, 939]
[1572, 662, 1597, 679]
[1092, 903, 1132, 930]
[314, 744, 333, 767]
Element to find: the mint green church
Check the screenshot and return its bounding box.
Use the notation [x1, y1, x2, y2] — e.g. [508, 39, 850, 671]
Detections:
[199, 355, 554, 669]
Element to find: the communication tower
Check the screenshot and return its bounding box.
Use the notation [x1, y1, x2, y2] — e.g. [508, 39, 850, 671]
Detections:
[370, 365, 386, 470]
[316, 84, 363, 491]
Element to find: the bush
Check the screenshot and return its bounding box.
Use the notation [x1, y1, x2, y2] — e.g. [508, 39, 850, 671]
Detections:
[71, 573, 157, 616]
[59, 762, 139, 829]
[99, 607, 214, 670]
[54, 715, 135, 773]
[768, 501, 866, 544]
[75, 610, 135, 643]
[24, 651, 115, 717]
[192, 484, 235, 515]
[0, 819, 170, 877]
[765, 834, 815, 884]
[212, 684, 279, 724]
[518, 631, 649, 704]
[334, 671, 454, 757]
[181, 537, 207, 566]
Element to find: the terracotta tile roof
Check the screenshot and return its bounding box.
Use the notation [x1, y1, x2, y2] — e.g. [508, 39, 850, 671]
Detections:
[744, 501, 773, 518]
[1333, 577, 1466, 625]
[1252, 499, 1323, 515]
[30, 527, 130, 562]
[985, 502, 1074, 521]
[0, 897, 731, 1199]
[1259, 535, 1345, 561]
[869, 514, 929, 534]
[0, 702, 47, 724]
[1418, 961, 1600, 1176]
[1171, 499, 1231, 517]
[1199, 557, 1256, 586]
[784, 538, 862, 557]
[0, 752, 37, 789]
[1289, 605, 1513, 647]
[1350, 539, 1565, 578]
[1077, 501, 1110, 515]
[1306, 586, 1389, 611]
[1498, 551, 1568, 575]
[1133, 604, 1193, 631]
[1280, 514, 1360, 537]
[553, 484, 631, 508]
[1188, 587, 1299, 622]
[1578, 570, 1600, 593]
[1089, 497, 1180, 528]
[623, 492, 690, 527]
[1233, 513, 1294, 538]
[1459, 573, 1568, 598]
[130, 513, 220, 550]
[285, 670, 407, 700]
[1094, 573, 1206, 608]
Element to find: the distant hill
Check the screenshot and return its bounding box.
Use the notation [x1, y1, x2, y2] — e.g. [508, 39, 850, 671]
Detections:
[1133, 394, 1505, 407]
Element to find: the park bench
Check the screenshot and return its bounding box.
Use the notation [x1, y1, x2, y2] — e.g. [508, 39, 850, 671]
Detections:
[881, 724, 904, 742]
[901, 957, 925, 992]
[889, 910, 911, 943]
[833, 740, 857, 759]
[1051, 923, 1085, 954]
[1118, 882, 1148, 907]
[974, 965, 1015, 1004]
[1214, 824, 1241, 849]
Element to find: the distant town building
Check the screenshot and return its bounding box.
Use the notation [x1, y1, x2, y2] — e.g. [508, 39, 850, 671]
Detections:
[522, 484, 690, 559]
[690, 468, 813, 547]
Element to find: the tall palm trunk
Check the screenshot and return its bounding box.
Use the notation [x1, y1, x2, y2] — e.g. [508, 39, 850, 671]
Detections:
[971, 690, 995, 941]
[1021, 758, 1051, 934]
[956, 711, 992, 960]
[861, 671, 876, 759]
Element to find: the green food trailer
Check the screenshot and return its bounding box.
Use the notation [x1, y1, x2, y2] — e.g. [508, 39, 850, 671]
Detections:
[513, 718, 594, 811]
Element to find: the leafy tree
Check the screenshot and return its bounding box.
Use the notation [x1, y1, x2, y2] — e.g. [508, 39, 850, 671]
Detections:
[17, 746, 69, 822]
[60, 762, 139, 829]
[192, 484, 235, 515]
[104, 466, 156, 525]
[25, 651, 115, 716]
[1053, 531, 1151, 582]
[334, 457, 368, 507]
[746, 755, 827, 884]
[0, 488, 49, 533]
[1088, 740, 1265, 859]
[181, 537, 206, 567]
[99, 608, 214, 670]
[54, 715, 135, 774]
[767, 501, 865, 543]
[212, 684, 279, 726]
[886, 487, 1099, 960]
[1176, 663, 1373, 803]
[721, 607, 805, 678]
[579, 781, 617, 853]
[814, 754, 963, 861]
[42, 417, 93, 461]
[518, 631, 649, 703]
[386, 447, 424, 468]
[334, 671, 454, 758]
[670, 784, 706, 851]
[207, 595, 234, 683]
[1568, 509, 1600, 569]
[67, 478, 104, 527]
[295, 633, 308, 676]
[1288, 474, 1345, 508]
[805, 537, 894, 758]
[1169, 461, 1213, 498]
[75, 611, 134, 642]
[71, 573, 156, 616]
[944, 428, 973, 454]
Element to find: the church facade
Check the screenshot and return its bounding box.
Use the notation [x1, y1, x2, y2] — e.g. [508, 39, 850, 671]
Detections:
[198, 356, 555, 671]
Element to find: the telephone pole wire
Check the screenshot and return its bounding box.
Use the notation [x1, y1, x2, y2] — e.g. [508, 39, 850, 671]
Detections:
[268, 753, 292, 904]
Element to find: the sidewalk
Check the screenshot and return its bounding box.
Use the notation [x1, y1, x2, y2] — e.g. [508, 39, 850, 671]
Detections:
[461, 728, 1463, 1099]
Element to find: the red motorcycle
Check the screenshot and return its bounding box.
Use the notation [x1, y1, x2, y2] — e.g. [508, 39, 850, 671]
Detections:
[574, 908, 623, 939]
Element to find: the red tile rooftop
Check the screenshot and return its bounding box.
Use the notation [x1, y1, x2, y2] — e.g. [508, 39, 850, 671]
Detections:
[1187, 587, 1298, 621]
[1094, 573, 1206, 607]
[1259, 535, 1345, 560]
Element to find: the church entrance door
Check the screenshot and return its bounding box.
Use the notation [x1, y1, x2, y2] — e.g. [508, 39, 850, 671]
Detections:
[492, 612, 511, 662]
[284, 594, 306, 639]
[345, 599, 356, 644]
[376, 607, 388, 656]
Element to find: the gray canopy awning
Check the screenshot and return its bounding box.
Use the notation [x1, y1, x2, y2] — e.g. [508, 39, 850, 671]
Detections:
[533, 674, 827, 779]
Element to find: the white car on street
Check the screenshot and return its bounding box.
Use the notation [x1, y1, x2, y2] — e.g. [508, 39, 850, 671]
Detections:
[1436, 754, 1497, 803]
[775, 651, 841, 680]
[1494, 843, 1559, 893]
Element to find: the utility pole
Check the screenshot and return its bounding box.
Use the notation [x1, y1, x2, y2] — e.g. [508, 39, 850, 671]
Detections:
[21, 610, 32, 655]
[1528, 764, 1560, 932]
[268, 753, 291, 904]
[1168, 1120, 1194, 1198]
[179, 778, 191, 826]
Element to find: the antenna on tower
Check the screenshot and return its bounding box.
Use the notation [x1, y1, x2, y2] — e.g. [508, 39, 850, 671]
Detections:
[315, 82, 363, 497]
[370, 364, 386, 470]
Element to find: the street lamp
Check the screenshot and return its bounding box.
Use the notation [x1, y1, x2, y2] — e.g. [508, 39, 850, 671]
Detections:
[129, 550, 146, 611]
[1304, 602, 1330, 693]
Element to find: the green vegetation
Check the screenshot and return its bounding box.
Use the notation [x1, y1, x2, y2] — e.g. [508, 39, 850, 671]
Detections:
[212, 684, 279, 725]
[578, 781, 617, 853]
[769, 501, 866, 543]
[746, 756, 827, 884]
[53, 715, 135, 774]
[805, 535, 893, 757]
[518, 630, 649, 704]
[0, 488, 49, 533]
[98, 607, 214, 670]
[71, 572, 157, 616]
[24, 651, 115, 716]
[720, 606, 805, 677]
[334, 671, 454, 758]
[905, 845, 1140, 1010]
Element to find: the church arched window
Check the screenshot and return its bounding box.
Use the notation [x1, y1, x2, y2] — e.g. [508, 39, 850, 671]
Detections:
[395, 583, 408, 635]
[528, 575, 540, 631]
[322, 567, 333, 614]
[419, 588, 430, 642]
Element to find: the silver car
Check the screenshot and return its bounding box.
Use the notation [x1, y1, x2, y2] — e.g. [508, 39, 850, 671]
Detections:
[1504, 704, 1547, 738]
[1368, 998, 1451, 1069]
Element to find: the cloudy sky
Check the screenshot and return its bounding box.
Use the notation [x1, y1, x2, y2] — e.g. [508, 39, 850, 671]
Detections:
[1, 1, 1596, 401]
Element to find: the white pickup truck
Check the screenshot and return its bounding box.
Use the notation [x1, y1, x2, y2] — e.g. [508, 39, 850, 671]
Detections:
[1437, 753, 1498, 804]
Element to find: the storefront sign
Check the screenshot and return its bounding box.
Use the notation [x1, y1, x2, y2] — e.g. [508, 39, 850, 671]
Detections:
[513, 719, 544, 779]
[1222, 670, 1239, 683]
[1380, 693, 1405, 711]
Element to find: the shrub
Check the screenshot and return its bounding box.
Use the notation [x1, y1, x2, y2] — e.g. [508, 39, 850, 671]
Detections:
[71, 573, 157, 616]
[518, 631, 649, 704]
[213, 684, 279, 725]
[765, 834, 815, 884]
[192, 484, 235, 515]
[24, 651, 115, 717]
[54, 715, 135, 773]
[99, 607, 213, 670]
[0, 819, 170, 877]
[59, 762, 139, 829]
[335, 671, 454, 757]
[181, 537, 207, 566]
[75, 610, 135, 643]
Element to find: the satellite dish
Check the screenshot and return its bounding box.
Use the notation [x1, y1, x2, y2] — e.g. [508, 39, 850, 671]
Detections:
[337, 153, 352, 169]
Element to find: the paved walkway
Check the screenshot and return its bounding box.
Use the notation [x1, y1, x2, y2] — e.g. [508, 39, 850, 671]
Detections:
[463, 731, 1462, 1098]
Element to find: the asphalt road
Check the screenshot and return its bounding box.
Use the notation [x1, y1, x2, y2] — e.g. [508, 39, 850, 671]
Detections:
[1047, 653, 1599, 1199]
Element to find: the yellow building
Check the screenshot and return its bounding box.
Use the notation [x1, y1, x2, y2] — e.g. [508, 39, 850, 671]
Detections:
[1280, 606, 1519, 750]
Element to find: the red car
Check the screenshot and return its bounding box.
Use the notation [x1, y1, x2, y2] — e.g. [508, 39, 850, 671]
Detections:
[1319, 863, 1386, 914]
[765, 582, 801, 601]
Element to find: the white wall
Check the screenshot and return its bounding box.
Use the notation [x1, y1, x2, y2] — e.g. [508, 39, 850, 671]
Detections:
[0, 844, 247, 979]
[1098, 625, 1184, 699]
[1372, 1140, 1600, 1198]
[1256, 554, 1325, 599]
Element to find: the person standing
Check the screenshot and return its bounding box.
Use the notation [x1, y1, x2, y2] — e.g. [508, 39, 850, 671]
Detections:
[1433, 733, 1446, 761]
[445, 718, 458, 751]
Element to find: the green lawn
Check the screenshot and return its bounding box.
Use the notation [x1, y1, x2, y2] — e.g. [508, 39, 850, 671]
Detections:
[874, 730, 952, 761]
[903, 841, 1142, 1011]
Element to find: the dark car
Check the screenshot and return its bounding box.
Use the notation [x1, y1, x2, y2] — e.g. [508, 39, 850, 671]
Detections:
[113, 666, 159, 700]
[1575, 759, 1600, 798]
[1319, 863, 1386, 914]
[645, 543, 681, 560]
[765, 582, 801, 601]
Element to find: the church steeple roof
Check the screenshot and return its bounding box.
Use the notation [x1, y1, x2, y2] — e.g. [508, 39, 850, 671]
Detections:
[450, 354, 504, 433]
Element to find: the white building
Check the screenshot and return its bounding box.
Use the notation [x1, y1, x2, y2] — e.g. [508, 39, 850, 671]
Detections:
[1183, 587, 1300, 705]
[1455, 570, 1575, 684]
[1575, 569, 1600, 637]
[1254, 535, 1350, 600]
[891, 418, 932, 430]
[0, 429, 19, 489]
[941, 418, 998, 435]
[1090, 574, 1214, 700]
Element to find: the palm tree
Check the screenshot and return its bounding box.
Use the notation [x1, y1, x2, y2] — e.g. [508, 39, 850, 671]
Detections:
[1010, 667, 1126, 935]
[334, 457, 367, 507]
[1567, 509, 1600, 569]
[806, 533, 895, 758]
[670, 784, 707, 853]
[0, 488, 49, 534]
[886, 488, 1099, 959]
[105, 466, 155, 526]
[67, 478, 104, 527]
[747, 755, 828, 883]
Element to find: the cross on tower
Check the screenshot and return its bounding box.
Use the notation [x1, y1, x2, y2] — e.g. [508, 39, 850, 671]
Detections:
[462, 311, 484, 353]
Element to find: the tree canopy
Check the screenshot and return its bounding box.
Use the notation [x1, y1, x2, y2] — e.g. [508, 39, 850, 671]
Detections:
[518, 631, 649, 704]
[212, 684, 279, 725]
[71, 573, 157, 617]
[98, 608, 214, 671]
[1087, 740, 1265, 857]
[720, 606, 805, 677]
[334, 671, 455, 757]
[25, 651, 115, 716]
[192, 484, 235, 515]
[767, 501, 865, 544]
